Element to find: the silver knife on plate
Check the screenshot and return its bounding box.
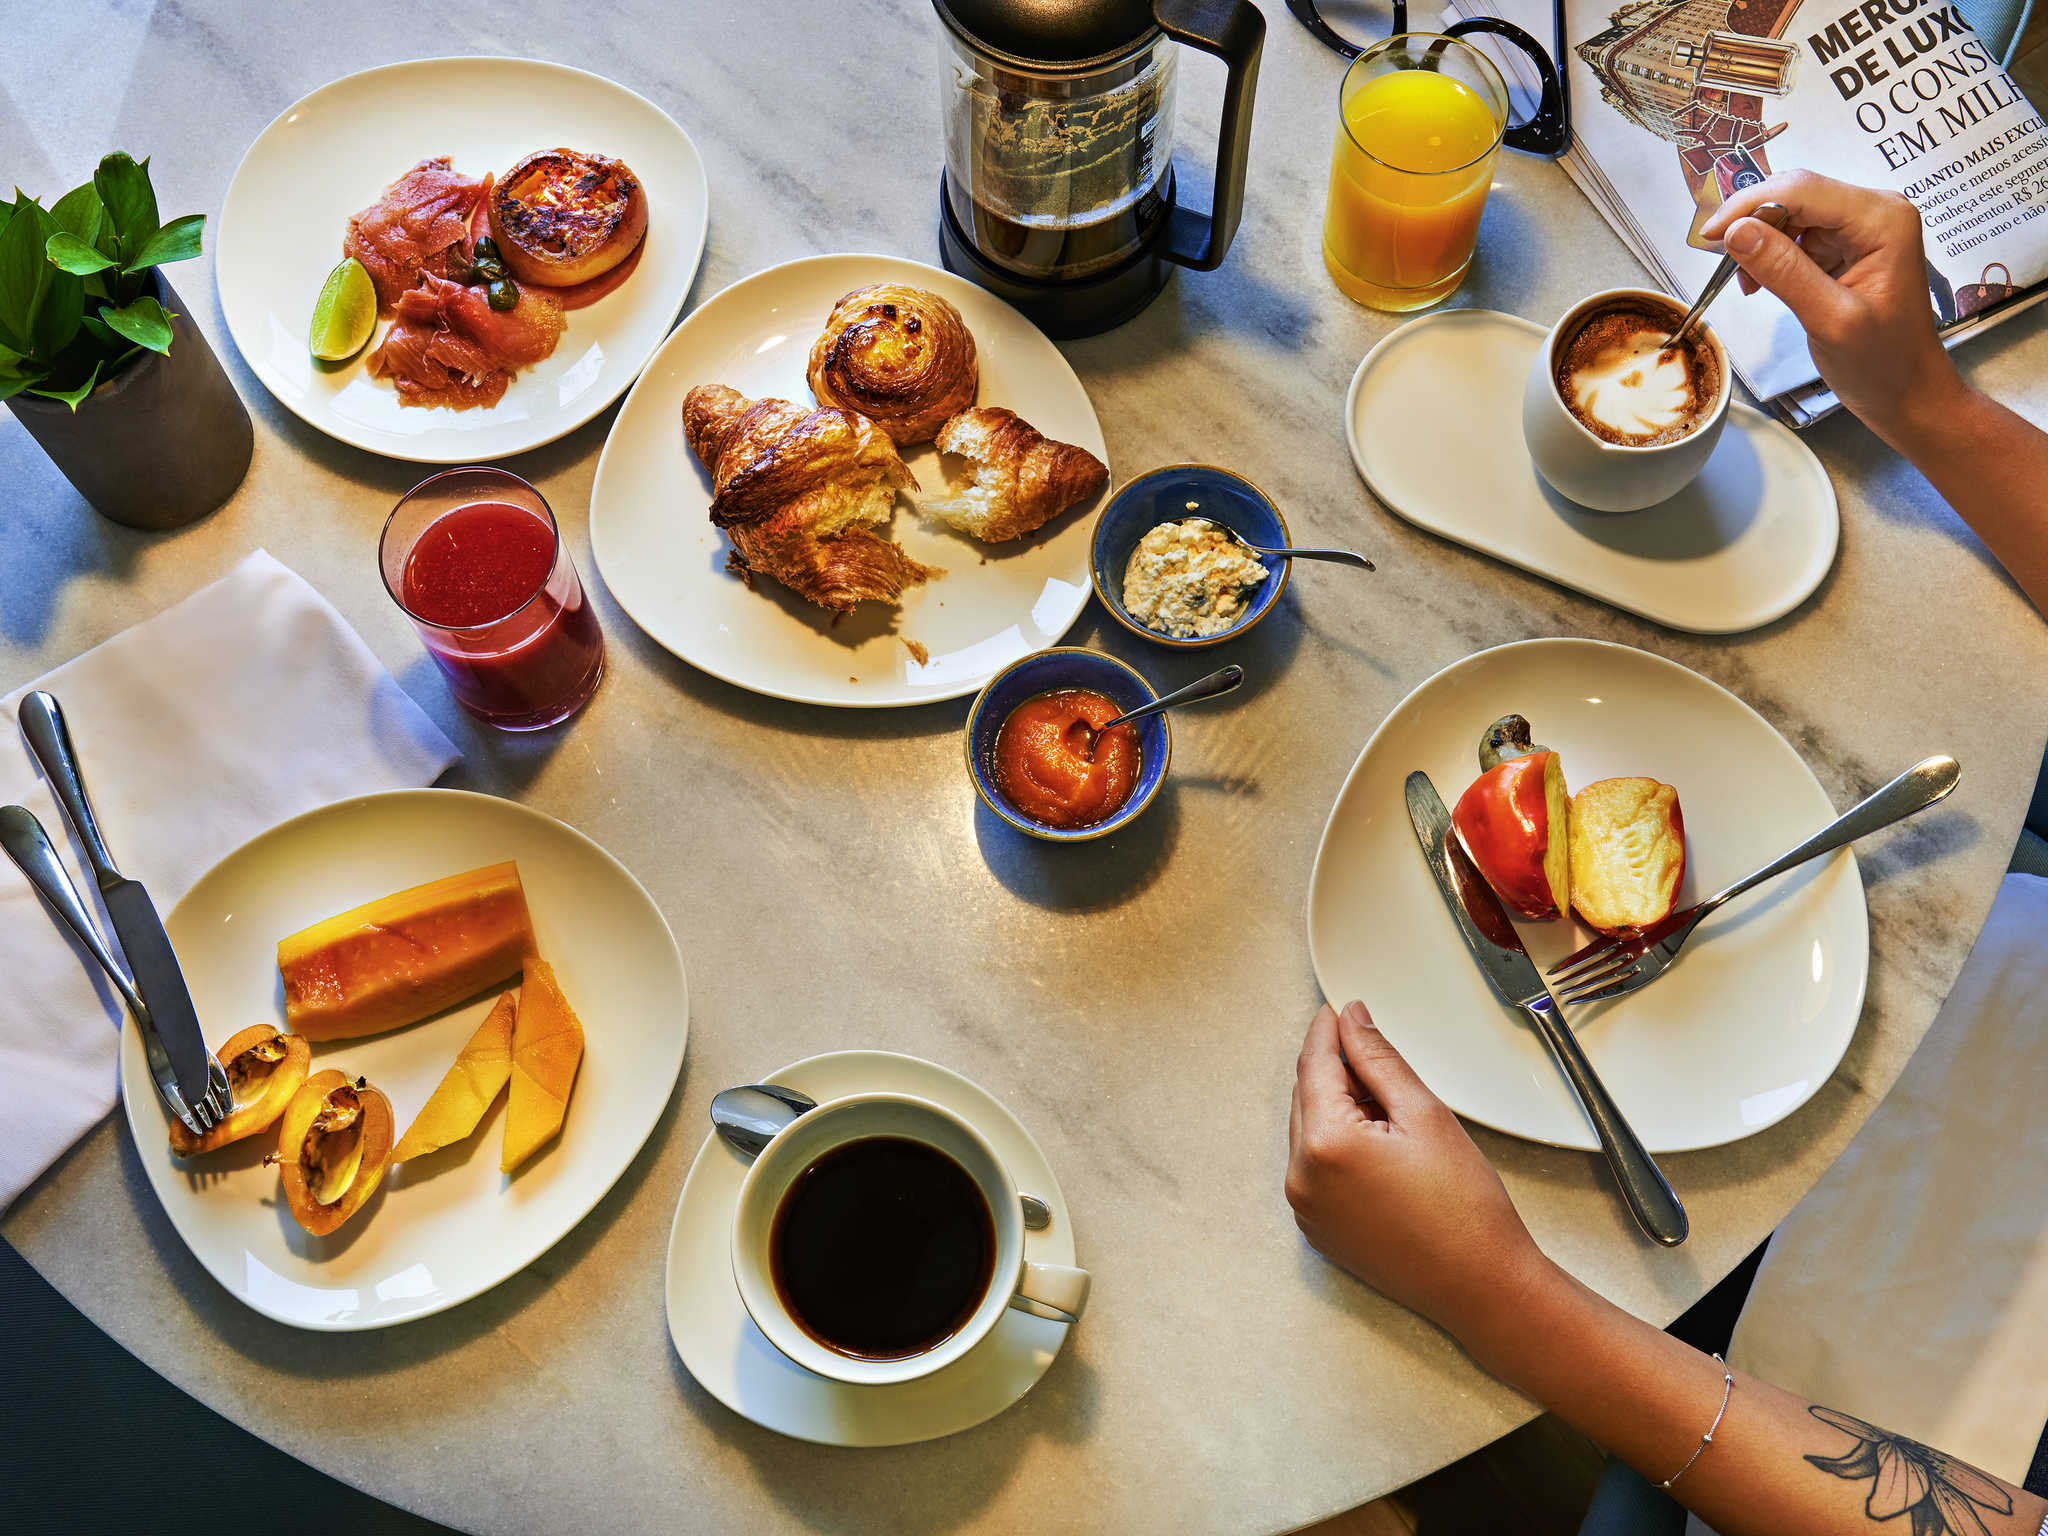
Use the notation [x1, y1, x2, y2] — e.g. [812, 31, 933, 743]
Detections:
[1404, 770, 1688, 1247]
[18, 691, 217, 1109]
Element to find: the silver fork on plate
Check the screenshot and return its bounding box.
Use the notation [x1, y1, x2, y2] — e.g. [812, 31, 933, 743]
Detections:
[0, 804, 231, 1135]
[1547, 755, 1961, 1006]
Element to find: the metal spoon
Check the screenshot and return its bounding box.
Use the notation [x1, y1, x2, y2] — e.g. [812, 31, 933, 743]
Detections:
[1665, 200, 1790, 348]
[1219, 524, 1373, 571]
[1070, 664, 1245, 760]
[710, 1083, 1053, 1230]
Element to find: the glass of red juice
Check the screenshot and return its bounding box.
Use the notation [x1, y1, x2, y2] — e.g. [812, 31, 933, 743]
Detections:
[380, 468, 605, 730]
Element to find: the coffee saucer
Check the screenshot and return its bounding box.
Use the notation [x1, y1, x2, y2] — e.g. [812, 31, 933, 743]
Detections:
[1345, 309, 1838, 634]
[663, 1051, 1076, 1446]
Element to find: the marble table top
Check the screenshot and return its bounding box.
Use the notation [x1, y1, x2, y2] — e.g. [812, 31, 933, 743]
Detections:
[6, 3, 2048, 1533]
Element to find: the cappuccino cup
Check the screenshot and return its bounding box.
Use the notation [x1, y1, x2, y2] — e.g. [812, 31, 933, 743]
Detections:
[1521, 287, 1731, 513]
[731, 1092, 1090, 1385]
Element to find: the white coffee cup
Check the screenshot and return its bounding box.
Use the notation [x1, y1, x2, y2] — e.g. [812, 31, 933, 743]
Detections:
[730, 1092, 1090, 1385]
[1520, 286, 1732, 513]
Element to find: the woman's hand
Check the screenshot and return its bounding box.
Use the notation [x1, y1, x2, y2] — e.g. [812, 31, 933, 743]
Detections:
[1698, 170, 1966, 443]
[1285, 1001, 1547, 1341]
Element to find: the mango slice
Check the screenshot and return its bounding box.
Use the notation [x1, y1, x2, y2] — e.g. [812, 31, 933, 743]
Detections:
[273, 1069, 394, 1236]
[168, 1024, 311, 1158]
[391, 991, 518, 1162]
[277, 862, 536, 1041]
[502, 959, 584, 1173]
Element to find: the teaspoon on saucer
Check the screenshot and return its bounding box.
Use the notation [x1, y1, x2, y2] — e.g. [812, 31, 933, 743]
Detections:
[710, 1083, 1053, 1230]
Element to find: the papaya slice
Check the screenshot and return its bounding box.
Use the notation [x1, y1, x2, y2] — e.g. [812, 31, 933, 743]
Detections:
[391, 991, 518, 1162]
[277, 862, 536, 1041]
[272, 1069, 395, 1236]
[168, 1024, 312, 1157]
[502, 959, 584, 1173]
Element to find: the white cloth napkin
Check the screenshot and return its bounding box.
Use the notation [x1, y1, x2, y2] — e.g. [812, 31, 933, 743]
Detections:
[0, 550, 457, 1214]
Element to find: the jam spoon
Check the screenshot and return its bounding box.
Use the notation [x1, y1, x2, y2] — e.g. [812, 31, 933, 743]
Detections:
[1069, 663, 1245, 760]
[1664, 200, 1790, 348]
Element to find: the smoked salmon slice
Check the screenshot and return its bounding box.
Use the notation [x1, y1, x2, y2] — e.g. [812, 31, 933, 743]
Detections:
[344, 158, 488, 314]
[367, 272, 565, 410]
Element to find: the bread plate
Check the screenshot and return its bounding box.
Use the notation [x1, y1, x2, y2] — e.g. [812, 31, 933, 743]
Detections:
[589, 253, 1110, 709]
[120, 790, 687, 1330]
[1306, 639, 1868, 1152]
[217, 57, 708, 463]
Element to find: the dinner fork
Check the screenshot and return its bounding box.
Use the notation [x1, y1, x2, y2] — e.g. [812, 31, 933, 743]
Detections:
[0, 804, 228, 1135]
[1547, 755, 1960, 1006]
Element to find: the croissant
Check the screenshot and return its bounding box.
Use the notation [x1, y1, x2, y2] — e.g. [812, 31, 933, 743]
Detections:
[682, 384, 935, 613]
[807, 285, 979, 445]
[913, 408, 1109, 544]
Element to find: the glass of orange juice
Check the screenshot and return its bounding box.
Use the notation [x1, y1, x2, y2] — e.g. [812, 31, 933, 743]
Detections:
[1322, 34, 1509, 312]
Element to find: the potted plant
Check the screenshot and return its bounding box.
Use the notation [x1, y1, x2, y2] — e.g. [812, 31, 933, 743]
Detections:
[1, 152, 251, 530]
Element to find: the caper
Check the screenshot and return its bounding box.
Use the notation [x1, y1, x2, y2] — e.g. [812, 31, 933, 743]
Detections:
[474, 256, 507, 282]
[475, 235, 501, 261]
[487, 279, 518, 312]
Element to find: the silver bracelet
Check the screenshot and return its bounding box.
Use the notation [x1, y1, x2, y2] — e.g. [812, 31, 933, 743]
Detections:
[1658, 1353, 1735, 1491]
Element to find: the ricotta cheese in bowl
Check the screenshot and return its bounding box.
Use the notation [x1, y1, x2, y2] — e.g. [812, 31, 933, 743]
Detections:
[1121, 519, 1271, 640]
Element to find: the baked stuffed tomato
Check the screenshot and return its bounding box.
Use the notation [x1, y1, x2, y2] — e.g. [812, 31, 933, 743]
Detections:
[167, 1024, 311, 1157]
[487, 149, 647, 287]
[270, 1069, 394, 1236]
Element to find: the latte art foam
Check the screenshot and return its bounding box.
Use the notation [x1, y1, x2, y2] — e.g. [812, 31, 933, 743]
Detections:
[1554, 301, 1718, 448]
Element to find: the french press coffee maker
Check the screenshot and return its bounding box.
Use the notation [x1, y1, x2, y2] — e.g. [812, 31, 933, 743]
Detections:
[935, 0, 1266, 337]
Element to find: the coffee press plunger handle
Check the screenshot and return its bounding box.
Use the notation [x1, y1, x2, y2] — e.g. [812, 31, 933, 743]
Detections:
[1155, 0, 1266, 272]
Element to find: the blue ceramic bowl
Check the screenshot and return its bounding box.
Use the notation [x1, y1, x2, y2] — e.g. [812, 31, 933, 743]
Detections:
[1090, 464, 1292, 649]
[964, 648, 1171, 842]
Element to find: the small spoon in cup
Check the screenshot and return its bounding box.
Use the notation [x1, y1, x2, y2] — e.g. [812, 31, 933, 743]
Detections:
[1067, 664, 1245, 761]
[1664, 200, 1791, 349]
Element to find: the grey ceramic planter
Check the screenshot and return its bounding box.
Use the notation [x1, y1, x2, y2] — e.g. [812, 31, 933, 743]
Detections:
[6, 273, 253, 531]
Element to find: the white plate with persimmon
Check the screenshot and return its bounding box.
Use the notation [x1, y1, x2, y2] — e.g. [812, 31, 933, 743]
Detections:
[119, 789, 687, 1330]
[1306, 639, 1869, 1152]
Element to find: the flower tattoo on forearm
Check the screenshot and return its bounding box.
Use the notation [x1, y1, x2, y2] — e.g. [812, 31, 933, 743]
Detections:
[1805, 1406, 2015, 1535]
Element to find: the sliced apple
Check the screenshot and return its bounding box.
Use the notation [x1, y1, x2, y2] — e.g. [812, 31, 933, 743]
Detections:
[502, 959, 584, 1174]
[1452, 751, 1572, 920]
[168, 1025, 311, 1157]
[391, 991, 518, 1162]
[1569, 777, 1686, 936]
[272, 1069, 395, 1236]
[277, 862, 536, 1041]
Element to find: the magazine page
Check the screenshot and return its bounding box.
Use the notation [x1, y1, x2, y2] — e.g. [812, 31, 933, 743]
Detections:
[1459, 0, 2048, 405]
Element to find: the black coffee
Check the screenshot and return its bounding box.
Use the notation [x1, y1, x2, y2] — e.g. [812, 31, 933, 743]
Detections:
[770, 1136, 996, 1360]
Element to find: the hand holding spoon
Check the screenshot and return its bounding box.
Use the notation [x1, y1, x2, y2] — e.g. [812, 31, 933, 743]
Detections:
[1664, 201, 1791, 348]
[1069, 664, 1245, 760]
[710, 1083, 1053, 1230]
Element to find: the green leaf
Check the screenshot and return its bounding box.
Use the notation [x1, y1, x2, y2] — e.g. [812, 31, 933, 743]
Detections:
[123, 212, 202, 272]
[0, 198, 82, 361]
[99, 293, 173, 354]
[93, 152, 158, 262]
[46, 231, 116, 274]
[77, 312, 121, 349]
[24, 357, 101, 409]
[0, 343, 46, 400]
[49, 181, 104, 247]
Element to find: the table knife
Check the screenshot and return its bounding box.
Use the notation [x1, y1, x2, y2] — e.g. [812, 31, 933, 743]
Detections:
[1404, 770, 1688, 1247]
[18, 690, 215, 1108]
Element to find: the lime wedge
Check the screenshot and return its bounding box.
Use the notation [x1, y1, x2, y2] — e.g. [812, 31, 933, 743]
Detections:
[309, 257, 377, 361]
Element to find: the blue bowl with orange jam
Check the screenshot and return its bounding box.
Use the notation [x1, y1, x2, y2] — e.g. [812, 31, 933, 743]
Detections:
[965, 649, 1171, 842]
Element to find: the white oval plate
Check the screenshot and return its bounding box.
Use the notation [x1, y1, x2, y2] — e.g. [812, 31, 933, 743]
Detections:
[1346, 311, 1838, 634]
[665, 1050, 1073, 1445]
[120, 790, 688, 1330]
[217, 57, 708, 462]
[1306, 639, 1868, 1152]
[590, 254, 1108, 708]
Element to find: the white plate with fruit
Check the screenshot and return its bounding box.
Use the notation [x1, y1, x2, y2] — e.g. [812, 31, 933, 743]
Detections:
[120, 789, 687, 1330]
[1306, 639, 1868, 1152]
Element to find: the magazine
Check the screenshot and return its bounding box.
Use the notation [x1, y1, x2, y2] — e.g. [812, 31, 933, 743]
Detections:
[1446, 0, 2048, 422]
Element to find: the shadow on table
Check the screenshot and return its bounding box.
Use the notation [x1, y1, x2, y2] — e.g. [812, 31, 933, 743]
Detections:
[114, 1049, 689, 1386]
[668, 1329, 1101, 1536]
